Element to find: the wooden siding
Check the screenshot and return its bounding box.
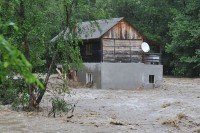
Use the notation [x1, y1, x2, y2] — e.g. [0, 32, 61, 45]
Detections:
[102, 39, 143, 63]
[80, 19, 147, 63]
[102, 20, 143, 40]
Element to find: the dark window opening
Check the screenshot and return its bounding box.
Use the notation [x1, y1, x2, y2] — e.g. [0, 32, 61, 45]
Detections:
[149, 75, 154, 83]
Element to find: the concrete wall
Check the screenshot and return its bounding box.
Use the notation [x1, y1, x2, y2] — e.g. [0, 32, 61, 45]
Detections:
[77, 63, 101, 88]
[101, 63, 162, 89]
[142, 64, 163, 88]
[77, 63, 163, 89]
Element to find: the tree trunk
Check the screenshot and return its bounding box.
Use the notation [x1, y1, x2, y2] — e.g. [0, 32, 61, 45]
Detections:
[19, 0, 35, 109]
[35, 50, 58, 105]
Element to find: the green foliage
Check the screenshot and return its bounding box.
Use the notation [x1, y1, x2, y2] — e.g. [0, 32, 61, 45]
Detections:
[166, 1, 200, 76]
[48, 0, 111, 72]
[48, 70, 74, 118]
[0, 79, 18, 105]
[104, 0, 171, 43]
[0, 0, 49, 70]
[2, 0, 199, 113]
[0, 78, 27, 105]
[0, 0, 107, 111]
[0, 27, 43, 87]
[0, 2, 44, 108]
[1, 0, 110, 109]
[48, 97, 74, 118]
[99, 0, 199, 76]
[52, 98, 70, 112]
[12, 90, 30, 111]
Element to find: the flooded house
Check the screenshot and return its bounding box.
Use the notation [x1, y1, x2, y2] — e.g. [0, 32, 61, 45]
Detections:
[52, 17, 163, 89]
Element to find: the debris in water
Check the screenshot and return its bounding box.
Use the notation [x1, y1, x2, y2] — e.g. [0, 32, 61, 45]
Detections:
[110, 119, 124, 125]
[161, 103, 171, 108]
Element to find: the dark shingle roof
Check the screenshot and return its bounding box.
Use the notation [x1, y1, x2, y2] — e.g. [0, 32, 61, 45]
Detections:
[50, 17, 124, 43]
[79, 17, 124, 40]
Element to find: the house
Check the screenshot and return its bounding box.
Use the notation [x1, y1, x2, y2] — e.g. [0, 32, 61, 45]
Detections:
[80, 17, 144, 63]
[52, 17, 163, 89]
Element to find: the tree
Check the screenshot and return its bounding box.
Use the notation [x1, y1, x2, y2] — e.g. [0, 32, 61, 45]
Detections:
[0, 37, 41, 87]
[0, 22, 43, 95]
[1, 0, 110, 109]
[103, 0, 172, 44]
[0, 1, 44, 107]
[36, 0, 111, 105]
[1, 1, 47, 68]
[166, 0, 200, 76]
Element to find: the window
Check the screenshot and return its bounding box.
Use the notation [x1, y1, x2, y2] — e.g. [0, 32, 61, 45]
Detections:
[86, 73, 93, 84]
[149, 75, 155, 83]
[86, 44, 92, 55]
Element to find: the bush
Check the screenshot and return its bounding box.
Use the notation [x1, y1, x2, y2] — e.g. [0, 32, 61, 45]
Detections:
[48, 97, 75, 118]
[48, 69, 75, 118]
[0, 78, 27, 105]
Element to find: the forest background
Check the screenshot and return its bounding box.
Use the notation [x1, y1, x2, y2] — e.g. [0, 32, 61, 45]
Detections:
[0, 0, 199, 109]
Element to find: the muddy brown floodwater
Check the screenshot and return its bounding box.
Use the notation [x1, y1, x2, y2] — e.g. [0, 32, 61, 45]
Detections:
[0, 77, 200, 133]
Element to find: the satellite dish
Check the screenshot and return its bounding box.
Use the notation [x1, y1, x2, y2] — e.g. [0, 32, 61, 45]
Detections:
[141, 42, 150, 52]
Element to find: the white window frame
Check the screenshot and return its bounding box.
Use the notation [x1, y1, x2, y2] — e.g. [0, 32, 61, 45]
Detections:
[86, 73, 93, 84]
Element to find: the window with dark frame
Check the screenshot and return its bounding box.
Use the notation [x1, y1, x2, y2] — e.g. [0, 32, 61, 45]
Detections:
[86, 44, 92, 55]
[149, 75, 155, 83]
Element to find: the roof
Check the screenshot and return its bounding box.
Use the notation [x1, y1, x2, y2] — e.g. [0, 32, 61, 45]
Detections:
[50, 17, 124, 43]
[79, 17, 124, 40]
